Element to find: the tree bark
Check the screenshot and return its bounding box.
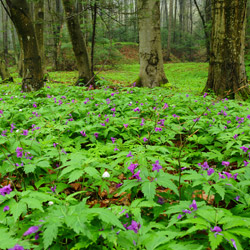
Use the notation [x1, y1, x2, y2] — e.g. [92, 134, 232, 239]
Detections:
[167, 0, 173, 60]
[5, 0, 44, 92]
[137, 0, 168, 87]
[34, 0, 45, 73]
[62, 0, 93, 86]
[204, 0, 250, 100]
[0, 59, 11, 81]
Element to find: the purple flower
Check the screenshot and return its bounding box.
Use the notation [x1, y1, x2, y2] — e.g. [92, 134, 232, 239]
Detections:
[111, 108, 116, 112]
[133, 107, 140, 112]
[53, 143, 58, 147]
[51, 186, 56, 193]
[157, 197, 164, 205]
[143, 137, 148, 142]
[127, 220, 141, 234]
[231, 239, 237, 250]
[203, 93, 208, 98]
[233, 173, 238, 180]
[127, 152, 133, 157]
[211, 226, 222, 232]
[222, 161, 230, 167]
[235, 196, 240, 201]
[114, 147, 119, 151]
[132, 170, 142, 181]
[3, 205, 9, 212]
[207, 168, 215, 176]
[223, 171, 232, 179]
[22, 130, 28, 136]
[155, 127, 162, 132]
[100, 123, 106, 126]
[16, 147, 23, 158]
[198, 162, 209, 170]
[163, 103, 168, 109]
[94, 133, 99, 138]
[177, 214, 183, 219]
[80, 131, 86, 136]
[233, 134, 238, 139]
[244, 161, 249, 167]
[152, 160, 162, 172]
[218, 172, 226, 179]
[8, 244, 24, 250]
[189, 200, 197, 211]
[23, 226, 40, 236]
[128, 163, 138, 173]
[33, 103, 37, 108]
[182, 209, 191, 214]
[0, 184, 12, 196]
[123, 124, 128, 128]
[240, 146, 249, 153]
[111, 137, 116, 143]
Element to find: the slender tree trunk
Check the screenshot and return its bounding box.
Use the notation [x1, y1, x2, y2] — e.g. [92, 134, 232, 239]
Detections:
[5, 0, 44, 92]
[173, 0, 177, 42]
[62, 0, 93, 86]
[3, 7, 8, 63]
[204, 0, 249, 99]
[167, 0, 173, 60]
[137, 0, 168, 87]
[11, 23, 18, 64]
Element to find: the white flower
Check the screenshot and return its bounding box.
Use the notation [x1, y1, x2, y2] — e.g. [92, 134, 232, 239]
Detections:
[102, 171, 110, 178]
[19, 109, 22, 111]
[15, 96, 18, 98]
[16, 129, 19, 132]
[48, 201, 54, 206]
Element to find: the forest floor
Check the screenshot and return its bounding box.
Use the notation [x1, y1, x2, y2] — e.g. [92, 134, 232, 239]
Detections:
[2, 61, 250, 249]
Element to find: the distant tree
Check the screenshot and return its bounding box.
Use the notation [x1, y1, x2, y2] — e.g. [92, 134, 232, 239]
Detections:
[204, 0, 250, 99]
[137, 0, 168, 87]
[62, 0, 93, 86]
[0, 59, 11, 81]
[3, 0, 44, 91]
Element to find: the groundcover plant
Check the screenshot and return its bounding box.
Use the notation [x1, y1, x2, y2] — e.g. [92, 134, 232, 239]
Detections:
[0, 81, 250, 250]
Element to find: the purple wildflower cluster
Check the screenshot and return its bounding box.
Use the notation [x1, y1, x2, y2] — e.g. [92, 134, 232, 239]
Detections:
[198, 162, 214, 176]
[0, 184, 12, 196]
[177, 200, 197, 219]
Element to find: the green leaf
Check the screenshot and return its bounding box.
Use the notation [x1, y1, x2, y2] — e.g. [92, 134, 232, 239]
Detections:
[117, 180, 141, 195]
[156, 173, 179, 195]
[68, 169, 84, 183]
[208, 231, 223, 250]
[141, 180, 156, 201]
[0, 228, 17, 248]
[22, 198, 44, 212]
[89, 208, 124, 229]
[11, 201, 27, 221]
[43, 222, 60, 249]
[84, 166, 101, 179]
[213, 184, 225, 200]
[228, 228, 250, 238]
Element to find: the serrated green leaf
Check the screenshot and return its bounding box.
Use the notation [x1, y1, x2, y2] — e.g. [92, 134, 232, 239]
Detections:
[11, 201, 27, 221]
[89, 208, 124, 229]
[141, 180, 156, 201]
[213, 184, 225, 200]
[22, 197, 44, 212]
[84, 166, 100, 179]
[117, 180, 141, 195]
[208, 231, 223, 250]
[43, 222, 60, 249]
[68, 169, 84, 183]
[0, 228, 17, 248]
[156, 174, 179, 195]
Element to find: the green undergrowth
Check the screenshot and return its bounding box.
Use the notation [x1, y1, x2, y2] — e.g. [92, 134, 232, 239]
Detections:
[0, 70, 250, 249]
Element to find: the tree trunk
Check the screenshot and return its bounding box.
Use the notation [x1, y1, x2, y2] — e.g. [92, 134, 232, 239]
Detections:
[137, 0, 168, 87]
[3, 8, 8, 63]
[204, 0, 249, 100]
[167, 0, 173, 60]
[34, 0, 45, 73]
[62, 0, 93, 86]
[0, 59, 11, 81]
[5, 0, 44, 92]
